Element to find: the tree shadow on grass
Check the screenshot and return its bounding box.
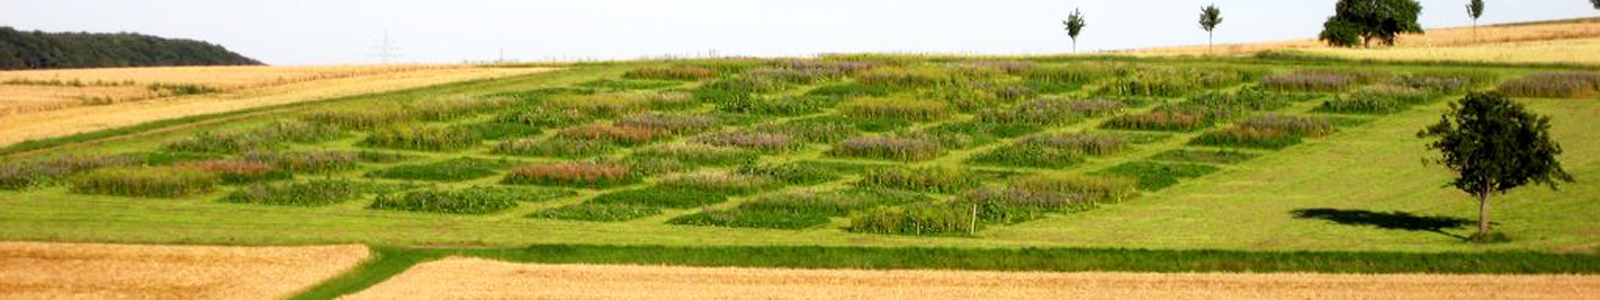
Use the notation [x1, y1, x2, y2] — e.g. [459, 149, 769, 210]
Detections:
[1291, 208, 1477, 241]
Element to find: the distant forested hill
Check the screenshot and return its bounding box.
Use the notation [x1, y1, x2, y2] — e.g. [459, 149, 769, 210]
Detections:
[0, 27, 262, 70]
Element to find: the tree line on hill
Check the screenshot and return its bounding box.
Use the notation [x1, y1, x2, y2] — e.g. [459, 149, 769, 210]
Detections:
[0, 27, 261, 70]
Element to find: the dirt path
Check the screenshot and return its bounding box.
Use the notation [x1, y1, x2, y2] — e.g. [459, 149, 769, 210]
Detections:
[0, 241, 368, 300]
[343, 257, 1600, 300]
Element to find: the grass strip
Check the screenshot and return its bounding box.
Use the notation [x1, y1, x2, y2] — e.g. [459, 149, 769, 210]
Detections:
[287, 247, 443, 300]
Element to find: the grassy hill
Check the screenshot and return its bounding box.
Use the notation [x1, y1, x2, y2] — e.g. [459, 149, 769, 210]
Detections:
[0, 54, 1594, 254]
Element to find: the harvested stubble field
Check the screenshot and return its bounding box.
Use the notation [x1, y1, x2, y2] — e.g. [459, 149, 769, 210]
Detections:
[1127, 17, 1600, 65]
[0, 241, 368, 300]
[343, 257, 1600, 300]
[0, 65, 555, 146]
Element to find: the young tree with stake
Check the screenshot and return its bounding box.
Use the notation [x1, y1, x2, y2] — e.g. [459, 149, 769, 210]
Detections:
[1063, 9, 1086, 53]
[1199, 4, 1223, 54]
[1467, 0, 1484, 43]
[1417, 92, 1574, 242]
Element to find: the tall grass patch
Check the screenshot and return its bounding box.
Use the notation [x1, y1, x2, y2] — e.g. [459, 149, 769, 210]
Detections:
[370, 187, 528, 214]
[1098, 67, 1257, 97]
[495, 137, 616, 158]
[588, 186, 729, 209]
[242, 150, 360, 173]
[1389, 71, 1497, 94]
[177, 160, 290, 184]
[695, 131, 801, 152]
[1101, 104, 1237, 132]
[1148, 149, 1260, 165]
[1094, 161, 1220, 191]
[969, 132, 1128, 169]
[828, 136, 944, 162]
[734, 162, 844, 185]
[963, 173, 1139, 213]
[715, 95, 837, 116]
[502, 162, 641, 188]
[976, 97, 1123, 125]
[532, 203, 662, 222]
[69, 166, 218, 198]
[0, 155, 138, 189]
[301, 104, 411, 130]
[1190, 114, 1334, 149]
[363, 124, 482, 151]
[1022, 63, 1125, 93]
[614, 113, 723, 135]
[222, 180, 364, 206]
[1314, 85, 1436, 114]
[541, 91, 696, 117]
[365, 157, 511, 182]
[631, 143, 759, 166]
[623, 65, 717, 80]
[1498, 72, 1600, 98]
[751, 120, 859, 144]
[854, 66, 962, 88]
[1259, 69, 1391, 93]
[658, 171, 779, 195]
[839, 97, 952, 122]
[556, 123, 668, 147]
[577, 78, 684, 91]
[909, 121, 1042, 149]
[806, 83, 898, 98]
[858, 167, 987, 194]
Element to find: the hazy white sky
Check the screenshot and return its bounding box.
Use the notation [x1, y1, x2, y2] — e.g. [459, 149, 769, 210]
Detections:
[2, 0, 1594, 65]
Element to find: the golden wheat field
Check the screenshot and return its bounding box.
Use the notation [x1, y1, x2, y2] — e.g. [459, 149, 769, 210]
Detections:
[0, 241, 368, 300]
[1123, 17, 1600, 64]
[0, 66, 554, 147]
[342, 258, 1600, 300]
[0, 65, 546, 118]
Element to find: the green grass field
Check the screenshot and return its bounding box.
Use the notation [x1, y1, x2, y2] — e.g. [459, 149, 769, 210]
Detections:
[1, 55, 1596, 256]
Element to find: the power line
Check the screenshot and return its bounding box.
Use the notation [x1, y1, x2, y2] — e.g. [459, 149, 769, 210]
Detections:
[370, 30, 402, 63]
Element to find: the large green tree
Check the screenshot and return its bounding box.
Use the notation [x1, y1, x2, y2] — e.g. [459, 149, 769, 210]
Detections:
[1319, 0, 1426, 47]
[1063, 8, 1086, 53]
[1199, 4, 1224, 54]
[1417, 92, 1574, 241]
